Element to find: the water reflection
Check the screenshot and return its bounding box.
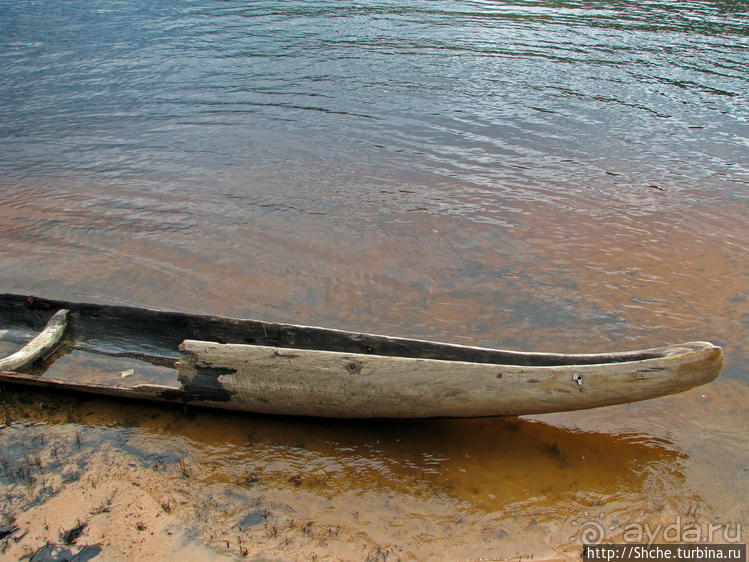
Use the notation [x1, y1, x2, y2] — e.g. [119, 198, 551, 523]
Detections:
[0, 383, 679, 516]
[5, 380, 745, 557]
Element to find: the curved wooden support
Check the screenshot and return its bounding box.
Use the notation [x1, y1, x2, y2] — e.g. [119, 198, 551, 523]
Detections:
[0, 310, 68, 372]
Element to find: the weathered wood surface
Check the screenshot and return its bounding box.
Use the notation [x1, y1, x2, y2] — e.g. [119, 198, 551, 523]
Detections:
[0, 368, 178, 403]
[0, 309, 68, 372]
[176, 339, 723, 418]
[0, 294, 724, 418]
[0, 293, 670, 366]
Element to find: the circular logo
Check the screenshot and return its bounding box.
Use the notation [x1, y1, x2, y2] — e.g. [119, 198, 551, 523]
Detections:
[579, 521, 605, 545]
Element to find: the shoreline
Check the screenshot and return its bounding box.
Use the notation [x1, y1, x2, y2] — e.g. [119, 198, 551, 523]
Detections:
[1, 378, 746, 560]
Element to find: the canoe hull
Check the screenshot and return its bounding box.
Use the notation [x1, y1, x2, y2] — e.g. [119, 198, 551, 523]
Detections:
[0, 293, 724, 418]
[174, 340, 723, 418]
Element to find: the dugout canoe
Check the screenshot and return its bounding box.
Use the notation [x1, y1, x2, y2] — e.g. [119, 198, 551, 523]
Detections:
[0, 293, 722, 418]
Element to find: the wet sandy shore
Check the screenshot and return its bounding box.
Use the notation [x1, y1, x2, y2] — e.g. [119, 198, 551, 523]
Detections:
[1, 376, 746, 560]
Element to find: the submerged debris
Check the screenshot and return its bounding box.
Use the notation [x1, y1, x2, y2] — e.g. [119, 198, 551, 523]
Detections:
[59, 521, 87, 545]
[29, 543, 101, 562]
[235, 511, 267, 530]
[0, 524, 18, 540]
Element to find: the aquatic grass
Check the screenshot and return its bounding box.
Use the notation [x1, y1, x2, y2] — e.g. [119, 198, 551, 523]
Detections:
[90, 491, 116, 515]
[237, 536, 248, 557]
[178, 457, 191, 478]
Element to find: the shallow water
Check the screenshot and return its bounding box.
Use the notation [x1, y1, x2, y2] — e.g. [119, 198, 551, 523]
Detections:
[1, 0, 748, 559]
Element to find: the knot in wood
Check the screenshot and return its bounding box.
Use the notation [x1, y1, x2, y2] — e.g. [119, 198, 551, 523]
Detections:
[346, 360, 362, 374]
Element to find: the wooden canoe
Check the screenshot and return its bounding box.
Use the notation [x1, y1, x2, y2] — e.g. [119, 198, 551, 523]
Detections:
[0, 293, 722, 418]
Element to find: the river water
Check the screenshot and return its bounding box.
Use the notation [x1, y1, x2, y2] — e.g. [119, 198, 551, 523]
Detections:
[1, 1, 747, 559]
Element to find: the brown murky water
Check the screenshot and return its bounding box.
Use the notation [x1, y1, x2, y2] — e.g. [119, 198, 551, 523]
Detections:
[1, 186, 746, 560]
[2, 1, 748, 559]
